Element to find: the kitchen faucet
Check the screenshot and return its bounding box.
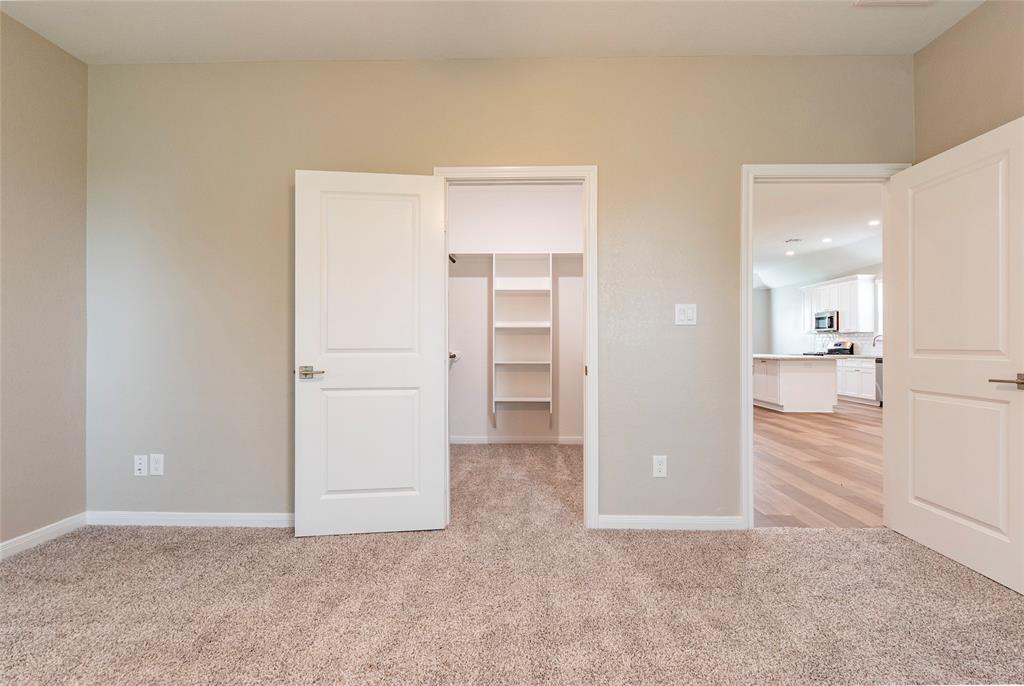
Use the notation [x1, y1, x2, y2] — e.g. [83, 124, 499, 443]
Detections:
[872, 334, 883, 346]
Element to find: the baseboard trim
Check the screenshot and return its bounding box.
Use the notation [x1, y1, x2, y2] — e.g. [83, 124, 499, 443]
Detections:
[86, 511, 294, 528]
[450, 435, 583, 445]
[0, 512, 88, 560]
[597, 514, 747, 531]
[838, 395, 882, 407]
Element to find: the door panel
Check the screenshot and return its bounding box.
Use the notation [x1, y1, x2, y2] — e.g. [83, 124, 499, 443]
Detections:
[911, 158, 1007, 355]
[325, 389, 419, 493]
[910, 392, 1008, 534]
[324, 193, 419, 351]
[885, 117, 1023, 592]
[295, 171, 447, 537]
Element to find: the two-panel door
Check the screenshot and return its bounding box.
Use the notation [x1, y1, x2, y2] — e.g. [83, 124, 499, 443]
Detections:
[885, 117, 1024, 592]
[294, 171, 447, 536]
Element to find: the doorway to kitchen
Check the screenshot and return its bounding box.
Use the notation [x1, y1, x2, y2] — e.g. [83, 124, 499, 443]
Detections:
[741, 164, 905, 528]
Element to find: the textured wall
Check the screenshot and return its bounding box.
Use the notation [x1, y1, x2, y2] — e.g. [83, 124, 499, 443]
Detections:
[915, 0, 1024, 161]
[0, 15, 87, 541]
[86, 56, 914, 516]
[751, 289, 771, 354]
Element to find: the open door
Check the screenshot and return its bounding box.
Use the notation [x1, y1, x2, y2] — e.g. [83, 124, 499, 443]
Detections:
[294, 170, 447, 536]
[885, 117, 1024, 592]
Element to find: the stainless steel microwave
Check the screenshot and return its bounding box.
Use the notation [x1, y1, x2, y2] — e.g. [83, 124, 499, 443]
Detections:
[814, 310, 839, 332]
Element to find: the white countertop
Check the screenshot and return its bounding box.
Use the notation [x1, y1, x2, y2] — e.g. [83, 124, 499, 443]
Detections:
[754, 353, 883, 360]
[753, 354, 837, 361]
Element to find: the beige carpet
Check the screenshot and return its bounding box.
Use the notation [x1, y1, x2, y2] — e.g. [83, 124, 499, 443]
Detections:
[2, 444, 1023, 685]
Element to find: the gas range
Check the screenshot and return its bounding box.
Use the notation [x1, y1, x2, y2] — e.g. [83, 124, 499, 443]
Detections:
[803, 340, 855, 356]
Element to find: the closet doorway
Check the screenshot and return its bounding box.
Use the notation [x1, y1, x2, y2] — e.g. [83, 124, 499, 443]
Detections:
[436, 167, 599, 527]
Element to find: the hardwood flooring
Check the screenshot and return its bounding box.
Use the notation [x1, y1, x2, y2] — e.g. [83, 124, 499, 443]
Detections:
[754, 400, 883, 528]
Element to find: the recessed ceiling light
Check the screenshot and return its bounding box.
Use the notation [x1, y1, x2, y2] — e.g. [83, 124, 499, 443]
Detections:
[868, 220, 881, 226]
[822, 237, 832, 243]
[785, 250, 795, 256]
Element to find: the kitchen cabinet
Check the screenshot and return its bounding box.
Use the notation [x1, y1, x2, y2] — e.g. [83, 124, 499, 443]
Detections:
[753, 358, 780, 405]
[836, 358, 879, 405]
[753, 355, 837, 412]
[802, 274, 877, 333]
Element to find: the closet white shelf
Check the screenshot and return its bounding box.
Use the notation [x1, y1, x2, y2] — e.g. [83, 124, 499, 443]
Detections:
[494, 277, 551, 292]
[494, 360, 551, 365]
[494, 397, 552, 403]
[494, 288, 551, 295]
[494, 321, 551, 329]
[492, 253, 554, 418]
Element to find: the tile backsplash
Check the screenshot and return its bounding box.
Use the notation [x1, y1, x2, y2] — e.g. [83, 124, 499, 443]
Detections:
[813, 332, 883, 356]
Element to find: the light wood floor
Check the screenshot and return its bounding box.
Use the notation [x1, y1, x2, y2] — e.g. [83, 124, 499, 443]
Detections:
[754, 401, 883, 528]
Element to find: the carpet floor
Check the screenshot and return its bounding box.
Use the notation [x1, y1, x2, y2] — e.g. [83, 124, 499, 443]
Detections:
[2, 444, 1024, 685]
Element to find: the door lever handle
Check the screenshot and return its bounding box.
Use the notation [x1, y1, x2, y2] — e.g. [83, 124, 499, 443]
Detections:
[298, 365, 325, 379]
[988, 373, 1024, 389]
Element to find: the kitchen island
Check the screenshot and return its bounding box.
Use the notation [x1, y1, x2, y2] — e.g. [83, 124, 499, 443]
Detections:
[752, 354, 837, 413]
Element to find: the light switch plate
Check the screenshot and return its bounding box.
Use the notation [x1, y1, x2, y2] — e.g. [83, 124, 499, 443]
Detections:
[675, 304, 697, 326]
[149, 453, 164, 476]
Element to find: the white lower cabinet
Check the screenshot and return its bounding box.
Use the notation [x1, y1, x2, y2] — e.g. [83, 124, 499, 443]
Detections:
[753, 357, 836, 412]
[836, 358, 878, 404]
[753, 359, 780, 405]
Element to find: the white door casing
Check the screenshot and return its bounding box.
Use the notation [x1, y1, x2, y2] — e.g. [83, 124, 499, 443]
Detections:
[295, 170, 447, 536]
[885, 117, 1024, 592]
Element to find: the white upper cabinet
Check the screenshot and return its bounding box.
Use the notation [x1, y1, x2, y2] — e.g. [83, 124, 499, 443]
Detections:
[801, 274, 878, 333]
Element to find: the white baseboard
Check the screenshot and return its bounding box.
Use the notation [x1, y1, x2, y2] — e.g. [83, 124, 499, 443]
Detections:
[87, 511, 294, 528]
[838, 394, 882, 407]
[597, 514, 747, 531]
[450, 435, 583, 445]
[0, 512, 87, 560]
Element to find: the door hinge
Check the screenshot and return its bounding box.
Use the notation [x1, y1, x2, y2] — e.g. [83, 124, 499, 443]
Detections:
[584, 365, 588, 376]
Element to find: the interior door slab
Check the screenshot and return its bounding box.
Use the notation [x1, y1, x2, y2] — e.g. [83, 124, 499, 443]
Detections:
[294, 170, 447, 536]
[885, 117, 1024, 592]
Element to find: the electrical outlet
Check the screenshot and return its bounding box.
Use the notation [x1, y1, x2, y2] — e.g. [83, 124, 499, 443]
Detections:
[653, 455, 667, 478]
[149, 453, 164, 476]
[133, 454, 149, 477]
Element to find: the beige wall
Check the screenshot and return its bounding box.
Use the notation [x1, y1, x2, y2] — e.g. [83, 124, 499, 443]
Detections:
[914, 0, 1024, 162]
[87, 56, 914, 516]
[0, 15, 87, 541]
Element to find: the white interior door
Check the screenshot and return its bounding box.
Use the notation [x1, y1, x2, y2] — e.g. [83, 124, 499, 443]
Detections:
[885, 117, 1024, 592]
[294, 170, 447, 536]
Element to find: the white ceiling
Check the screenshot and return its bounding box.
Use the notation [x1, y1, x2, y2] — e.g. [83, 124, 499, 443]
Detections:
[2, 0, 981, 65]
[752, 181, 884, 289]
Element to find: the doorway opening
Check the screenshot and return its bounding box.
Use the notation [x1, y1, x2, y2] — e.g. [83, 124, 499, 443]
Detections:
[436, 167, 599, 528]
[741, 164, 906, 528]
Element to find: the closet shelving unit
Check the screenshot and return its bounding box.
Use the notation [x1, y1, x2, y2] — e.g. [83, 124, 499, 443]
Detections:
[492, 253, 553, 414]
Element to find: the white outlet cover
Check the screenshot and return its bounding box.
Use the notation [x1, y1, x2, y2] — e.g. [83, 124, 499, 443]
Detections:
[653, 455, 668, 478]
[149, 453, 165, 476]
[133, 454, 149, 476]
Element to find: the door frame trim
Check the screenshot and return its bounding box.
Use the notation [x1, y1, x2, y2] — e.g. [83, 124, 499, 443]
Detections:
[739, 163, 908, 528]
[434, 165, 600, 528]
